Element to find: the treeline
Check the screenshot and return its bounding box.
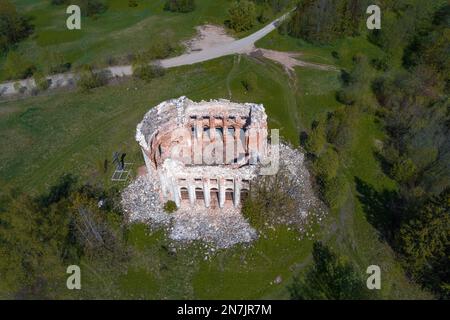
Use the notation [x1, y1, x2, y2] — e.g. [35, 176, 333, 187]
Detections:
[302, 0, 449, 298]
[227, 0, 294, 32]
[0, 175, 129, 298]
[164, 0, 196, 13]
[285, 0, 371, 43]
[0, 0, 34, 53]
[371, 2, 449, 298]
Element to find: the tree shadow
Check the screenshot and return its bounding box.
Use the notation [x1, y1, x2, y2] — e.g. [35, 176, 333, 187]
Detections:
[354, 177, 402, 243]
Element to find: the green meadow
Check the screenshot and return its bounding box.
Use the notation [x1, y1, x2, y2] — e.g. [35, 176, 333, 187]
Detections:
[1, 0, 288, 81]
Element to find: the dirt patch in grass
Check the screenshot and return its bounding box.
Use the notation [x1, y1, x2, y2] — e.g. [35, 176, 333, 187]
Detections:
[184, 25, 235, 53]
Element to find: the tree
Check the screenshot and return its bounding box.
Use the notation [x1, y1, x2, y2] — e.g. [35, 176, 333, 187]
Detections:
[398, 189, 450, 299]
[287, 0, 366, 44]
[228, 0, 257, 32]
[241, 168, 297, 229]
[0, 175, 128, 298]
[304, 120, 326, 155]
[289, 242, 371, 299]
[0, 0, 34, 53]
[164, 0, 196, 13]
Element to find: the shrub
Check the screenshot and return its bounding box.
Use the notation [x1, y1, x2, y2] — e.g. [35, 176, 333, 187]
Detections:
[132, 59, 165, 82]
[242, 169, 297, 229]
[145, 38, 176, 60]
[313, 147, 339, 181]
[390, 158, 417, 184]
[304, 120, 326, 155]
[3, 51, 36, 80]
[77, 65, 108, 92]
[34, 72, 50, 91]
[41, 51, 72, 74]
[320, 173, 348, 209]
[163, 200, 177, 213]
[128, 0, 138, 8]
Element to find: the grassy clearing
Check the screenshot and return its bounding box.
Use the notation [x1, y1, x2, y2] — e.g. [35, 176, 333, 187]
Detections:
[1, 0, 230, 80]
[1, 0, 288, 81]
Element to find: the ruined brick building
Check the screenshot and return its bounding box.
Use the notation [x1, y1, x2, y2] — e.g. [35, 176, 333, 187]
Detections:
[136, 97, 269, 209]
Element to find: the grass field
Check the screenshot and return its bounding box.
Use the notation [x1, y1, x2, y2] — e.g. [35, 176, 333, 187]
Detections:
[1, 0, 287, 81]
[1, 1, 221, 80]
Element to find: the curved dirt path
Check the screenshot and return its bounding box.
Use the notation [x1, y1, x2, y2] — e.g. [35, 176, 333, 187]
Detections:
[0, 10, 294, 97]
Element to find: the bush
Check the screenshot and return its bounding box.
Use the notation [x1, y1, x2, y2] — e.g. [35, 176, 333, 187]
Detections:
[164, 0, 195, 13]
[41, 51, 72, 74]
[227, 0, 257, 32]
[132, 60, 165, 82]
[33, 72, 50, 91]
[320, 173, 348, 209]
[164, 200, 177, 213]
[390, 158, 417, 184]
[313, 147, 339, 181]
[242, 169, 297, 229]
[145, 38, 176, 60]
[77, 65, 108, 92]
[3, 51, 36, 80]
